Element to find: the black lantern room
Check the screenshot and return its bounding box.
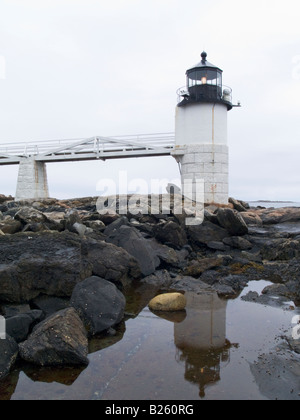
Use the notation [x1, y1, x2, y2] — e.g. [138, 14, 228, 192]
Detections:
[177, 52, 232, 110]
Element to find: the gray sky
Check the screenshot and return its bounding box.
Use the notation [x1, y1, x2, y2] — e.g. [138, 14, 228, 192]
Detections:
[0, 0, 300, 201]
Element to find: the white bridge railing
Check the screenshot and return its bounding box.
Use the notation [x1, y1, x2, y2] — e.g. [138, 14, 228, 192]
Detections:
[0, 132, 175, 165]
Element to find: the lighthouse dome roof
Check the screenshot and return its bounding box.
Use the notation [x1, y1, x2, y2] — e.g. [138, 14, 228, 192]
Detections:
[187, 51, 223, 73]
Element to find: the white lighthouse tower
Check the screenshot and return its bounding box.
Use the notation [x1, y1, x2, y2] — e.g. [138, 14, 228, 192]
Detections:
[172, 52, 235, 205]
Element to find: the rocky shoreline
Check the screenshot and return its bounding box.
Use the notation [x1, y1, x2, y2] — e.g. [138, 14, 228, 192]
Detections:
[0, 194, 299, 382]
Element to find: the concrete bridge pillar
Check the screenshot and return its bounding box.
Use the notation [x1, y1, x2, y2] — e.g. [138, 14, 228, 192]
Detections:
[15, 157, 49, 201]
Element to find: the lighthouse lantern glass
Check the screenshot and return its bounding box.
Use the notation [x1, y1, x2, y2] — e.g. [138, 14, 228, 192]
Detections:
[177, 52, 232, 110]
[187, 69, 222, 88]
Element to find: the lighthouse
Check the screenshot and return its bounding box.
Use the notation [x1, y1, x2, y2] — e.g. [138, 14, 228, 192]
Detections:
[172, 52, 236, 205]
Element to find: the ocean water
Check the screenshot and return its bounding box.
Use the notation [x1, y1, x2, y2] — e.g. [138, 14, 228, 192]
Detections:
[249, 201, 300, 209]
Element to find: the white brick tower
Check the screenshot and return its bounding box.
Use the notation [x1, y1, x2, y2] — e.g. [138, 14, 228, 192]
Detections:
[172, 52, 234, 205]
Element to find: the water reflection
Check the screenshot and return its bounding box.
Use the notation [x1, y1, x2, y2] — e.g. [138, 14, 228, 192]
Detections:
[0, 286, 242, 400]
[88, 322, 126, 354]
[0, 363, 86, 400]
[174, 292, 232, 398]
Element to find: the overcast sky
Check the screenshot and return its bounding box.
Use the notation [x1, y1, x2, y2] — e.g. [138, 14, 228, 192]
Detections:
[0, 0, 300, 202]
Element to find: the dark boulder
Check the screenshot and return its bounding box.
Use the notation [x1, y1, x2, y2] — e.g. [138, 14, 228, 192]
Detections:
[184, 257, 224, 277]
[216, 208, 248, 236]
[212, 284, 238, 298]
[0, 335, 19, 380]
[0, 231, 141, 303]
[207, 241, 230, 251]
[170, 276, 212, 293]
[30, 296, 70, 318]
[204, 210, 219, 225]
[223, 236, 253, 250]
[84, 236, 141, 285]
[0, 219, 22, 234]
[148, 239, 179, 267]
[199, 271, 249, 298]
[241, 290, 292, 309]
[69, 222, 91, 237]
[153, 221, 188, 249]
[106, 225, 159, 277]
[21, 222, 51, 233]
[240, 212, 263, 227]
[98, 212, 120, 226]
[14, 206, 61, 231]
[84, 220, 106, 232]
[0, 204, 8, 213]
[141, 270, 173, 288]
[229, 197, 247, 212]
[103, 216, 130, 236]
[64, 209, 82, 232]
[261, 238, 300, 261]
[0, 194, 13, 204]
[211, 274, 249, 298]
[0, 232, 92, 303]
[71, 276, 126, 336]
[188, 221, 228, 247]
[0, 304, 31, 318]
[6, 311, 44, 343]
[257, 208, 300, 225]
[261, 277, 300, 305]
[19, 307, 89, 367]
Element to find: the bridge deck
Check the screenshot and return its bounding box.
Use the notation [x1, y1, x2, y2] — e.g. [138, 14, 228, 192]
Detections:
[0, 133, 175, 165]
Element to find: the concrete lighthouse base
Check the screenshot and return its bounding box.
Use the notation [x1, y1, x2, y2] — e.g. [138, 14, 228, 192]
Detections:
[172, 144, 229, 205]
[174, 101, 229, 205]
[15, 157, 49, 201]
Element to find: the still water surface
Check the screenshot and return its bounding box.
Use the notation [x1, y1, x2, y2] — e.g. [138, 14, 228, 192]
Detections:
[1, 280, 299, 400]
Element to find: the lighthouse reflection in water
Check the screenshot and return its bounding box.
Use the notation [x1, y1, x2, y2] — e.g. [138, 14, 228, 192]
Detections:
[174, 292, 232, 398]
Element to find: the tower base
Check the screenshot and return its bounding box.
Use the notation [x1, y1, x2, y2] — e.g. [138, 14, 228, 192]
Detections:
[15, 157, 49, 201]
[172, 144, 228, 205]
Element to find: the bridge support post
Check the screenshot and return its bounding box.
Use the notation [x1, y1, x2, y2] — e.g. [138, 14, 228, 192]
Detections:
[15, 157, 49, 201]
